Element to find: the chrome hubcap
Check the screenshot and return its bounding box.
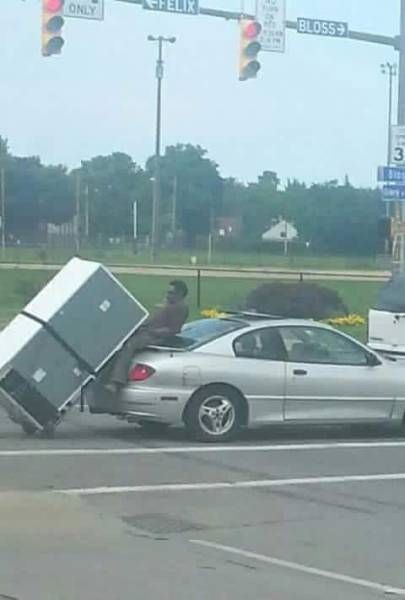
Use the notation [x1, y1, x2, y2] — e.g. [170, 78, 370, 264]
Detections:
[198, 395, 235, 436]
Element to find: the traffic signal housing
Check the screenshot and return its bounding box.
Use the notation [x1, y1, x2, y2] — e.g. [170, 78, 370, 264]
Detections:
[239, 19, 262, 81]
[42, 0, 65, 57]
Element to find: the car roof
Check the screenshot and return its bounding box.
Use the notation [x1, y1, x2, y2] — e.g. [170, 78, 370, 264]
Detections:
[219, 311, 320, 330]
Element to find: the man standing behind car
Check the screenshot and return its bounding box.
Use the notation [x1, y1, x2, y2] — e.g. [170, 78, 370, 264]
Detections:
[105, 280, 189, 393]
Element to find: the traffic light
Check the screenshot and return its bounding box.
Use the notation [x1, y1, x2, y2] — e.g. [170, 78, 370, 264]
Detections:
[42, 0, 65, 57]
[239, 19, 262, 81]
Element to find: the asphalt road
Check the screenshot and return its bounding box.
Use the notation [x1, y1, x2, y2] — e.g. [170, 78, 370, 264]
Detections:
[1, 409, 405, 600]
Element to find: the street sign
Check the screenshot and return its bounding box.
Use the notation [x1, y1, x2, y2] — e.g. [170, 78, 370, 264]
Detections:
[142, 0, 199, 15]
[382, 186, 405, 201]
[391, 125, 405, 166]
[256, 0, 286, 53]
[63, 0, 104, 20]
[378, 166, 405, 183]
[297, 18, 348, 38]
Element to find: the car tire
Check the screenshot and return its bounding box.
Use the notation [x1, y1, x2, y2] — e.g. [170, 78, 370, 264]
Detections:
[138, 420, 169, 435]
[184, 385, 244, 443]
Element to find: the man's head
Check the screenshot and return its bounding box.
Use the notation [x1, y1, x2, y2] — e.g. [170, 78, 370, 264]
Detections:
[167, 280, 188, 304]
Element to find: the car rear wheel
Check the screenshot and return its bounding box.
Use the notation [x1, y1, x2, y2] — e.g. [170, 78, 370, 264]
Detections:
[185, 385, 244, 442]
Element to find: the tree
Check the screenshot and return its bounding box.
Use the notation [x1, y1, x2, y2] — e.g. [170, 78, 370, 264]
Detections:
[239, 173, 282, 243]
[39, 165, 74, 226]
[147, 144, 223, 247]
[6, 155, 42, 238]
[81, 153, 145, 238]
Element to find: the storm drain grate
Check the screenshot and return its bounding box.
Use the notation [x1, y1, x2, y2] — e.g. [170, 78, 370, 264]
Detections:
[122, 513, 206, 535]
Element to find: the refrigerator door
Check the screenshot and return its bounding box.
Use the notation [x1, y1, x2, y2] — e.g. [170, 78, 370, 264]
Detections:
[24, 258, 148, 371]
[0, 314, 90, 429]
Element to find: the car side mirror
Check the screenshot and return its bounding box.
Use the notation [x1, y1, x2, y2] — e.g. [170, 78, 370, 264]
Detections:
[366, 353, 381, 367]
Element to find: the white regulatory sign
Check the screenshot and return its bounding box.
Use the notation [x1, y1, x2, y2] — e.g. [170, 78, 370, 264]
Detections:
[392, 125, 405, 166]
[64, 0, 104, 20]
[256, 0, 286, 53]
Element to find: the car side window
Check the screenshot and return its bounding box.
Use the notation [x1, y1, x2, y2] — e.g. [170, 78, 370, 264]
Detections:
[233, 328, 287, 362]
[278, 326, 369, 366]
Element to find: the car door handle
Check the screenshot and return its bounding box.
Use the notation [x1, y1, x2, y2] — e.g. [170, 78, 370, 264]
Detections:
[293, 369, 307, 376]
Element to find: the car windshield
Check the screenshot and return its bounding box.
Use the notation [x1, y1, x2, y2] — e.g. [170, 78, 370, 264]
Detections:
[170, 318, 243, 349]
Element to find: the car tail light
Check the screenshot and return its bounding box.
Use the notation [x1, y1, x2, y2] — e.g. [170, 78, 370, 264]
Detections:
[128, 364, 155, 382]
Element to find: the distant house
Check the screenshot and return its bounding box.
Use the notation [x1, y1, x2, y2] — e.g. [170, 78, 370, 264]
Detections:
[261, 219, 298, 243]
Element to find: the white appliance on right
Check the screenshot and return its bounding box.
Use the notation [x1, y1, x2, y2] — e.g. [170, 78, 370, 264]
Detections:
[368, 274, 405, 357]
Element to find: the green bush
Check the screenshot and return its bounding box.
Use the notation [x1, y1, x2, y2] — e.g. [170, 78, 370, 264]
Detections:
[245, 282, 349, 320]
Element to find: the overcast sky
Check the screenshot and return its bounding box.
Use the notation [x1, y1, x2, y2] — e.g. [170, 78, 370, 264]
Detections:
[0, 0, 400, 186]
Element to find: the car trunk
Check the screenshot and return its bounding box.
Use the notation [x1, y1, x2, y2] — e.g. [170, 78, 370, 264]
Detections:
[85, 344, 185, 414]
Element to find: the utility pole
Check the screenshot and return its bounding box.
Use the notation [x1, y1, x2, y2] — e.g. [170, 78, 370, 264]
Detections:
[148, 35, 176, 261]
[84, 183, 89, 239]
[0, 140, 5, 260]
[381, 62, 397, 254]
[381, 62, 397, 166]
[171, 174, 177, 236]
[75, 171, 81, 254]
[0, 162, 5, 260]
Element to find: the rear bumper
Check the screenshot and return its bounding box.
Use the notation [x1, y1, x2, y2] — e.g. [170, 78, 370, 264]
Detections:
[113, 385, 192, 425]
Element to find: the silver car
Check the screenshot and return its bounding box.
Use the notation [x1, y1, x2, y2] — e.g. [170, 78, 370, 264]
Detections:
[89, 313, 405, 442]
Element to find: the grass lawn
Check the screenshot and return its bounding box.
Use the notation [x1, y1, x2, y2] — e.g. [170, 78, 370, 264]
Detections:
[0, 245, 389, 271]
[0, 269, 381, 343]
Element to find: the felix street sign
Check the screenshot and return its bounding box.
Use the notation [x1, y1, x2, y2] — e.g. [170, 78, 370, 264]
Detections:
[64, 0, 104, 20]
[297, 18, 348, 38]
[378, 166, 405, 183]
[142, 0, 199, 15]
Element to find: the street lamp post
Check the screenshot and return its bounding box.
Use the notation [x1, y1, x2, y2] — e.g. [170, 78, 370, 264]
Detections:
[147, 35, 176, 261]
[381, 62, 398, 257]
[381, 62, 398, 166]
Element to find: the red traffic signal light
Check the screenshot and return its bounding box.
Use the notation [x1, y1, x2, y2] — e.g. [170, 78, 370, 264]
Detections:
[239, 20, 262, 81]
[244, 21, 262, 39]
[44, 0, 64, 12]
[42, 0, 65, 56]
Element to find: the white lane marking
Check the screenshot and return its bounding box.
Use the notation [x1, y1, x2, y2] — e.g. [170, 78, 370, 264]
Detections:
[189, 540, 405, 596]
[57, 472, 405, 496]
[2, 440, 405, 457]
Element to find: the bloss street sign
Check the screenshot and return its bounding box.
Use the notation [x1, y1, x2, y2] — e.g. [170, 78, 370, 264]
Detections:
[256, 0, 286, 53]
[143, 0, 199, 15]
[297, 18, 348, 38]
[391, 125, 405, 166]
[64, 0, 104, 20]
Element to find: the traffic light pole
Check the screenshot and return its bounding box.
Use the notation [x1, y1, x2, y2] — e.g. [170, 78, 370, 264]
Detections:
[117, 0, 401, 103]
[398, 0, 405, 126]
[393, 0, 405, 270]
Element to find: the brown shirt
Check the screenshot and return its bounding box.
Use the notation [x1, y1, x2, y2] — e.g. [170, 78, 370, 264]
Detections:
[144, 300, 189, 337]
